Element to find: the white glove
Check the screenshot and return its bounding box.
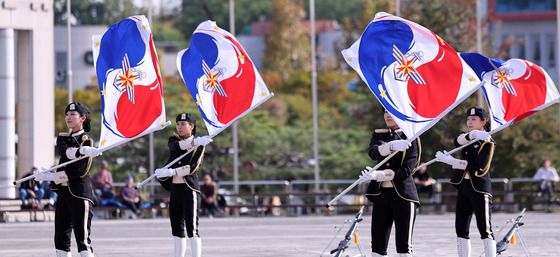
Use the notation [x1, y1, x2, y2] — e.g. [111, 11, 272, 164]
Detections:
[378, 140, 410, 156]
[435, 151, 468, 170]
[34, 171, 52, 182]
[155, 167, 176, 178]
[193, 136, 213, 146]
[357, 167, 378, 184]
[375, 169, 395, 182]
[79, 146, 102, 157]
[469, 130, 490, 141]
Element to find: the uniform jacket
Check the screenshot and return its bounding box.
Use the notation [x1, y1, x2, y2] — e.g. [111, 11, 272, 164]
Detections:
[52, 130, 95, 203]
[450, 133, 495, 195]
[365, 129, 421, 204]
[158, 135, 205, 192]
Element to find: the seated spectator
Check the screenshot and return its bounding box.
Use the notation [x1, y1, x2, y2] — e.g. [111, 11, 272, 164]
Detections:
[533, 159, 559, 210]
[40, 180, 58, 210]
[120, 175, 143, 217]
[19, 167, 44, 209]
[413, 164, 435, 202]
[92, 161, 115, 200]
[200, 173, 221, 217]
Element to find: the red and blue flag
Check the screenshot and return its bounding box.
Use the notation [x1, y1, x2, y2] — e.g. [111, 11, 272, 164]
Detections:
[177, 21, 272, 136]
[342, 12, 481, 139]
[93, 15, 167, 150]
[461, 52, 560, 130]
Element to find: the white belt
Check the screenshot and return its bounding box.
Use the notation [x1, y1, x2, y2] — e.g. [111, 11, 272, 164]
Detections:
[172, 175, 184, 184]
[381, 181, 393, 188]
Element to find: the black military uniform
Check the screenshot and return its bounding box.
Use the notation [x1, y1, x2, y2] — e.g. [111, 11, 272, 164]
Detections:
[52, 103, 95, 254]
[450, 117, 495, 241]
[366, 128, 421, 256]
[158, 118, 205, 239]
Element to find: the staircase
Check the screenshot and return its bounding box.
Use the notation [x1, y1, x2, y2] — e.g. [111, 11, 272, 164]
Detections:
[0, 199, 55, 223]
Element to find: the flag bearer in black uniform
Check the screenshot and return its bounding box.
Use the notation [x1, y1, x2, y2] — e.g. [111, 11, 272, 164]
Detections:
[357, 110, 421, 257]
[35, 102, 101, 257]
[435, 107, 496, 257]
[155, 113, 212, 257]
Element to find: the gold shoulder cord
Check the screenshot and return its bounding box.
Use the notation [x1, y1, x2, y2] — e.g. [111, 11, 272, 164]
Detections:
[79, 138, 94, 178]
[188, 145, 206, 175]
[410, 138, 422, 176]
[474, 141, 495, 177]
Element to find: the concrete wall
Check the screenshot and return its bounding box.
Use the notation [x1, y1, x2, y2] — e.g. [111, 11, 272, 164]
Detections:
[54, 25, 107, 89]
[0, 0, 55, 198]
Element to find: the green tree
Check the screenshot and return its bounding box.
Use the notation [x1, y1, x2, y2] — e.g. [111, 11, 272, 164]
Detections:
[175, 0, 271, 38]
[54, 0, 139, 26]
[263, 0, 310, 79]
[336, 0, 390, 69]
[402, 0, 477, 51]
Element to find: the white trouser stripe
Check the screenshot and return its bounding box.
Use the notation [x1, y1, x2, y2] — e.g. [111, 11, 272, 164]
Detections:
[192, 191, 197, 235]
[484, 195, 491, 237]
[83, 200, 91, 252]
[408, 202, 415, 253]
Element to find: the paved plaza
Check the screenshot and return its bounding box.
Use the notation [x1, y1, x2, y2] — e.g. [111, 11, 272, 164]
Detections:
[1, 212, 559, 257]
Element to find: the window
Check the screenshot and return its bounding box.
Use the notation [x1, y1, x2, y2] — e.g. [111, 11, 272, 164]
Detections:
[531, 34, 541, 63]
[495, 0, 556, 14]
[546, 34, 556, 68]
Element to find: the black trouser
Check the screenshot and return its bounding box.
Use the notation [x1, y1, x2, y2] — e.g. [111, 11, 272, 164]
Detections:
[371, 188, 417, 255]
[170, 184, 200, 238]
[455, 180, 494, 240]
[416, 184, 434, 199]
[201, 200, 219, 216]
[54, 186, 94, 253]
[539, 181, 556, 207]
[122, 200, 143, 215]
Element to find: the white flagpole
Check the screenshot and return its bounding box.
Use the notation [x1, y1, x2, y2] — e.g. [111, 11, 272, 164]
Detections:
[416, 95, 560, 172]
[14, 121, 171, 185]
[413, 121, 511, 172]
[136, 94, 274, 188]
[327, 81, 484, 206]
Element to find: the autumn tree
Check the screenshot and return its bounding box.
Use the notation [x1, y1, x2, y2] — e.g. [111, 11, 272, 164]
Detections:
[264, 0, 310, 79]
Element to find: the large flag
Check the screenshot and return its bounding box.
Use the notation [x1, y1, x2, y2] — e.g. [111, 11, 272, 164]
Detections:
[177, 20, 273, 136]
[93, 15, 167, 150]
[342, 12, 482, 139]
[461, 52, 560, 131]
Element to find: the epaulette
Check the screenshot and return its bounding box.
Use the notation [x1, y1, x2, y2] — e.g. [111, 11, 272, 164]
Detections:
[374, 129, 390, 133]
[58, 132, 70, 136]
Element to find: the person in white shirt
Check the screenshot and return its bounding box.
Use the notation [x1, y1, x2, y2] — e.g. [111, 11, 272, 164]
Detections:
[533, 159, 559, 210]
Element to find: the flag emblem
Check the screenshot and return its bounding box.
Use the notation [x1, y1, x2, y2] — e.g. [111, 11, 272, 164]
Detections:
[392, 46, 426, 85]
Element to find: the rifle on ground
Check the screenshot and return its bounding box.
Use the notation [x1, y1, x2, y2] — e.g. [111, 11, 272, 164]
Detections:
[329, 206, 366, 257]
[496, 208, 528, 255]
